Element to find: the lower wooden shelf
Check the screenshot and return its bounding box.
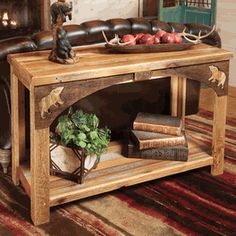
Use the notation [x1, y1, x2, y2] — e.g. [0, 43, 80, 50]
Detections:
[18, 136, 213, 207]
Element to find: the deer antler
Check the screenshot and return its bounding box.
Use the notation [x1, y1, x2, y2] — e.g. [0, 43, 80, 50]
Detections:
[102, 31, 121, 45]
[180, 25, 216, 44]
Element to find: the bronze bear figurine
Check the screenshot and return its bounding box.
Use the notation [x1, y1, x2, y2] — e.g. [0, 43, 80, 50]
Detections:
[50, 0, 72, 25]
[56, 28, 72, 60]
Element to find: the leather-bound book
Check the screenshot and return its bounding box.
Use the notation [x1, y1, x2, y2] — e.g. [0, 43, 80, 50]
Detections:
[133, 112, 182, 136]
[126, 138, 188, 161]
[131, 130, 186, 150]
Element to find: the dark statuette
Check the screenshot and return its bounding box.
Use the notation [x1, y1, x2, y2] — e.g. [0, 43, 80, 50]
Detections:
[56, 28, 76, 62]
[50, 0, 72, 25]
[48, 0, 79, 64]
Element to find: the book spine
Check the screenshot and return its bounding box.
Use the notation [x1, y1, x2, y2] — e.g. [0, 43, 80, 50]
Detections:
[133, 122, 181, 136]
[127, 144, 188, 161]
[136, 135, 186, 150]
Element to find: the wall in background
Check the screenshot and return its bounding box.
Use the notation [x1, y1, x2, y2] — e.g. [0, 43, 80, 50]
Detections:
[50, 0, 143, 24]
[217, 0, 236, 87]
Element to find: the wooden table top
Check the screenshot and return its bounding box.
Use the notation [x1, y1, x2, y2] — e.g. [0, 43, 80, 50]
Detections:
[8, 44, 233, 87]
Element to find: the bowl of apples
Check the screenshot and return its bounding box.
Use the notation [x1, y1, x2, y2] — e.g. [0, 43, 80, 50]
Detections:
[102, 30, 193, 53]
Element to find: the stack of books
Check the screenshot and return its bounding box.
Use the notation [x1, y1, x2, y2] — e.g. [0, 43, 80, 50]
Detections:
[127, 112, 188, 161]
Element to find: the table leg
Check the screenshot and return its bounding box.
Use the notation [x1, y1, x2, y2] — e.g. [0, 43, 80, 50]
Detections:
[10, 73, 20, 184]
[19, 84, 25, 164]
[211, 94, 227, 176]
[171, 75, 178, 117]
[11, 72, 19, 184]
[178, 77, 187, 129]
[11, 72, 26, 184]
[171, 76, 186, 128]
[30, 89, 50, 225]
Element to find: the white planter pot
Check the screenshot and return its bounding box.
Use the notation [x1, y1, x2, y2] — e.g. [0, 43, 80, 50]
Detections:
[50, 143, 99, 183]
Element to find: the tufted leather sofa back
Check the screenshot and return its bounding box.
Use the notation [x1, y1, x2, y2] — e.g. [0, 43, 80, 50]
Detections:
[34, 18, 221, 50]
[0, 18, 221, 61]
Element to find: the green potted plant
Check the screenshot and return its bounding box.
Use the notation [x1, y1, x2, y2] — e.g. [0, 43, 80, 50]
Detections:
[50, 108, 111, 183]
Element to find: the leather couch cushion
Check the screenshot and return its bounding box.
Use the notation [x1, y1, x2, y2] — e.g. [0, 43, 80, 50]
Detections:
[0, 61, 10, 85]
[80, 20, 111, 43]
[0, 37, 36, 60]
[0, 80, 11, 149]
[106, 18, 131, 38]
[128, 18, 152, 34]
[151, 20, 172, 34]
[33, 25, 88, 50]
[64, 25, 88, 46]
[33, 30, 53, 50]
[168, 22, 186, 33]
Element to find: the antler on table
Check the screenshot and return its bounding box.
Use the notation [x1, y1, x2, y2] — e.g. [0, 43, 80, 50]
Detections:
[102, 31, 121, 45]
[180, 25, 216, 44]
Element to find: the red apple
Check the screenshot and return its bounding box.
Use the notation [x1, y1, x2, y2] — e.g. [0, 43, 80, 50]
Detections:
[122, 34, 136, 45]
[153, 35, 160, 44]
[155, 30, 167, 39]
[173, 32, 183, 44]
[139, 34, 154, 44]
[161, 33, 175, 44]
[135, 33, 144, 44]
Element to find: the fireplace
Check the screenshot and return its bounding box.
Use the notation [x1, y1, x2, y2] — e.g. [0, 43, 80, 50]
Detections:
[0, 0, 41, 40]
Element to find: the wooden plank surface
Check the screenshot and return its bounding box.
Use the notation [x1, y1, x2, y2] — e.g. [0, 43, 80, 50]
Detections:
[11, 72, 20, 185]
[30, 86, 50, 225]
[7, 44, 233, 87]
[19, 166, 31, 197]
[10, 71, 26, 183]
[211, 95, 227, 175]
[31, 128, 50, 225]
[170, 75, 178, 117]
[178, 77, 187, 129]
[19, 137, 213, 208]
[49, 152, 212, 207]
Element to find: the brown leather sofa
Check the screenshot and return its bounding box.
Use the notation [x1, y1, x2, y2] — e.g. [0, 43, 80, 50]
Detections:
[0, 18, 221, 173]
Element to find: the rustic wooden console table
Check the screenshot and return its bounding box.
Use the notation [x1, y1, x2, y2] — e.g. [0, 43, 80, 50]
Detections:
[8, 44, 232, 225]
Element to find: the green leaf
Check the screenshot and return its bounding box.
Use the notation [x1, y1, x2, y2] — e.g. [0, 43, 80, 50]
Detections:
[89, 131, 98, 140]
[81, 124, 90, 132]
[92, 115, 99, 128]
[78, 132, 86, 140]
[54, 108, 111, 158]
[78, 140, 86, 148]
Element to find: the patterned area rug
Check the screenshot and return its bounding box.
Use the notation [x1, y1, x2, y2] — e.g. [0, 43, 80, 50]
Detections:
[0, 109, 236, 236]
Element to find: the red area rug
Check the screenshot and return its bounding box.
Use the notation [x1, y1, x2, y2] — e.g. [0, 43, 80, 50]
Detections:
[0, 109, 236, 236]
